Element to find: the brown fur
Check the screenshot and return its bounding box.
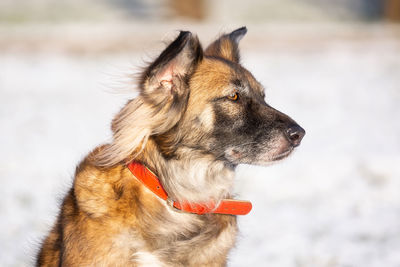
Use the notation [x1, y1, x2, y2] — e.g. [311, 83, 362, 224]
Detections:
[37, 27, 304, 266]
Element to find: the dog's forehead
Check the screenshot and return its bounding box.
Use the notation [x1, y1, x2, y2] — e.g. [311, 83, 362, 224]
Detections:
[191, 57, 264, 96]
[239, 68, 264, 96]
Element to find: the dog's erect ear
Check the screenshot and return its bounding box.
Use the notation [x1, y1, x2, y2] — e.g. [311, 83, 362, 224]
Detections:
[205, 27, 247, 63]
[92, 32, 203, 167]
[141, 31, 203, 97]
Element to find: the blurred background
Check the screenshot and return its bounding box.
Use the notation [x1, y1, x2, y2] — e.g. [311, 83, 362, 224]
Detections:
[1, 0, 400, 266]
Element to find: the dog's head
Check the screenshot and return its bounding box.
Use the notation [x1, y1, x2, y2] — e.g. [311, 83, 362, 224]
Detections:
[96, 28, 305, 167]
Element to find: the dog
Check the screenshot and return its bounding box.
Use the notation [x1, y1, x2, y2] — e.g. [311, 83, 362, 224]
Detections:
[37, 27, 305, 266]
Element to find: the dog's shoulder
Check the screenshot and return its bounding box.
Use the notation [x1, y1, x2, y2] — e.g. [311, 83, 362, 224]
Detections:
[72, 145, 146, 219]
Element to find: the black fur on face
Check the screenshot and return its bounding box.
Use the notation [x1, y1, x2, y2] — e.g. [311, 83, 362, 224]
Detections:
[190, 61, 304, 166]
[211, 80, 300, 165]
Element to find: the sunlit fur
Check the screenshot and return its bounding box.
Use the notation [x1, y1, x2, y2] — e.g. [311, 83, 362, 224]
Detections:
[37, 27, 304, 266]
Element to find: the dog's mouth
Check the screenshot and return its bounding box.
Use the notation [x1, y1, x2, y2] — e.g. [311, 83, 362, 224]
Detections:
[271, 146, 294, 161]
[224, 143, 295, 166]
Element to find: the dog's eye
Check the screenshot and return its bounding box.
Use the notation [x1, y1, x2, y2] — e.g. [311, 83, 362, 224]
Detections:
[227, 92, 239, 101]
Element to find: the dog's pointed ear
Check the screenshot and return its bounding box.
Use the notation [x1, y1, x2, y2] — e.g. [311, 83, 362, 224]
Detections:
[141, 31, 203, 97]
[205, 27, 247, 63]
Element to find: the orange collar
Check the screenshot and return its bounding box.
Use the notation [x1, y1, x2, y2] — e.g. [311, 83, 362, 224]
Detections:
[127, 161, 252, 215]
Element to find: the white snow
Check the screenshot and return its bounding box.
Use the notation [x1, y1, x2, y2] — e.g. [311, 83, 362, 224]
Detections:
[1, 23, 400, 267]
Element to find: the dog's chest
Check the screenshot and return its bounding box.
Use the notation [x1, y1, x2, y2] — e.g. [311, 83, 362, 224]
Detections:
[168, 215, 238, 264]
[112, 213, 238, 266]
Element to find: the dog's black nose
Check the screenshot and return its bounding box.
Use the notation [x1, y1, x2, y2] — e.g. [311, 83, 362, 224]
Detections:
[286, 125, 305, 147]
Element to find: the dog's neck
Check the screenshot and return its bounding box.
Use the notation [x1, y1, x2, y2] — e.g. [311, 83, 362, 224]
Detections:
[137, 139, 235, 204]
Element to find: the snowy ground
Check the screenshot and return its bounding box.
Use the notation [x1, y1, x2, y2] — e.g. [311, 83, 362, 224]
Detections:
[1, 23, 400, 267]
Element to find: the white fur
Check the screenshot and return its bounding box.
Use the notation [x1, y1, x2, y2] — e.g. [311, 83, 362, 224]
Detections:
[198, 105, 215, 130]
[112, 230, 165, 267]
[134, 251, 165, 267]
[157, 152, 235, 203]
